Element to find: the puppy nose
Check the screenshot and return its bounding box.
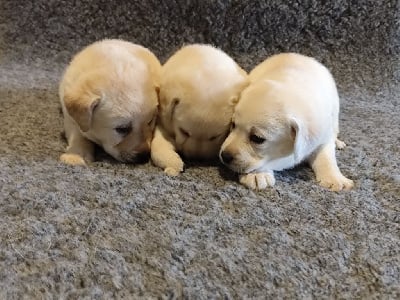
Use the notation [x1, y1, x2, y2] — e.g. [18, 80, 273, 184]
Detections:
[220, 151, 234, 164]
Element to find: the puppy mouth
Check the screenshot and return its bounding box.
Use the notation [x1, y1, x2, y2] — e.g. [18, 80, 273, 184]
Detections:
[220, 151, 247, 173]
[220, 158, 250, 174]
[220, 153, 261, 174]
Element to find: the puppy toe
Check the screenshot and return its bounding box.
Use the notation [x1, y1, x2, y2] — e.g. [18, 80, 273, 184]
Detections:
[255, 174, 268, 189]
[318, 174, 354, 191]
[240, 174, 257, 189]
[164, 167, 181, 176]
[340, 177, 354, 190]
[255, 173, 275, 189]
[166, 154, 184, 176]
[60, 153, 87, 166]
[153, 150, 184, 176]
[335, 138, 347, 150]
[240, 173, 275, 190]
[264, 173, 276, 187]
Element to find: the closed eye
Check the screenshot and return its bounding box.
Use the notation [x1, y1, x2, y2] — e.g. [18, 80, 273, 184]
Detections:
[115, 124, 132, 136]
[249, 134, 266, 144]
[209, 134, 222, 141]
[179, 128, 190, 137]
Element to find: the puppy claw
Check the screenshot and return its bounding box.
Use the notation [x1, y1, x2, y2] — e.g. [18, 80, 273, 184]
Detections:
[60, 153, 87, 166]
[239, 172, 275, 190]
[335, 138, 346, 150]
[318, 174, 354, 191]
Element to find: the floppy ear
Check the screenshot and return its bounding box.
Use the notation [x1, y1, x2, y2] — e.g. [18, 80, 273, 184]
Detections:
[229, 77, 250, 106]
[290, 117, 308, 163]
[155, 85, 160, 98]
[168, 97, 180, 122]
[64, 93, 100, 132]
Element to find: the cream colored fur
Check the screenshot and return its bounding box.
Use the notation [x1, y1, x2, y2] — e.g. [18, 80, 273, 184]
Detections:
[220, 53, 354, 191]
[151, 44, 248, 176]
[59, 39, 161, 165]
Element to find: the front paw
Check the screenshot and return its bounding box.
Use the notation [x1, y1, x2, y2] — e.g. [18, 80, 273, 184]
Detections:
[239, 172, 275, 190]
[335, 138, 346, 150]
[60, 153, 87, 166]
[317, 173, 354, 191]
[159, 152, 184, 176]
[164, 166, 182, 176]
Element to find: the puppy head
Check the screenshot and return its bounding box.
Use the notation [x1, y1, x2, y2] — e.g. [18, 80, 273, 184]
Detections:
[159, 76, 248, 159]
[64, 65, 159, 163]
[220, 80, 306, 173]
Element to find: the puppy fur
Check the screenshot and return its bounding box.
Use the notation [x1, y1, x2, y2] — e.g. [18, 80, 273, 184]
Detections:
[220, 53, 354, 191]
[59, 39, 161, 165]
[151, 44, 248, 176]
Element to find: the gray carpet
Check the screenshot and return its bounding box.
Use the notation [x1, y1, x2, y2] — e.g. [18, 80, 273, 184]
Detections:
[1, 1, 399, 298]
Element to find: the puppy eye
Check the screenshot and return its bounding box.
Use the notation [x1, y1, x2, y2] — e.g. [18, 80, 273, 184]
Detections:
[115, 124, 132, 136]
[179, 128, 190, 137]
[249, 134, 266, 144]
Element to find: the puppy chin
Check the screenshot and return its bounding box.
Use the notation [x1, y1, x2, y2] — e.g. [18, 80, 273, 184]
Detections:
[182, 149, 216, 160]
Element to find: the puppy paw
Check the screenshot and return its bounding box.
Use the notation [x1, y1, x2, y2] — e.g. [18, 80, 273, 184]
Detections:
[60, 153, 87, 166]
[239, 172, 275, 190]
[162, 154, 184, 176]
[164, 167, 183, 176]
[335, 138, 346, 150]
[317, 173, 354, 191]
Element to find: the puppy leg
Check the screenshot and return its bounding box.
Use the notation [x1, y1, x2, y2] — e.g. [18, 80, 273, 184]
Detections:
[310, 141, 354, 191]
[151, 126, 184, 176]
[333, 117, 346, 150]
[60, 131, 94, 166]
[239, 170, 275, 190]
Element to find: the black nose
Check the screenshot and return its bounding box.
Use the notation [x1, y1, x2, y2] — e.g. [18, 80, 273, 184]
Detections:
[220, 151, 234, 164]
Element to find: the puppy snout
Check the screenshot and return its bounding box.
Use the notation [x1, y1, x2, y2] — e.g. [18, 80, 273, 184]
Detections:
[220, 151, 234, 165]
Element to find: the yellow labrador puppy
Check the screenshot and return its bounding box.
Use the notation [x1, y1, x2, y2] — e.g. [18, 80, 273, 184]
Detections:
[151, 44, 248, 176]
[220, 53, 354, 191]
[59, 39, 161, 165]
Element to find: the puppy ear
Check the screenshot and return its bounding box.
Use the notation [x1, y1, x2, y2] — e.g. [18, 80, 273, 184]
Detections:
[64, 93, 100, 132]
[169, 97, 180, 122]
[230, 77, 250, 106]
[290, 117, 308, 163]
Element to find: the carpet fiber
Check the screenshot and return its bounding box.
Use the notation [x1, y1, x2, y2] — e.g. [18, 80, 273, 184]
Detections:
[0, 1, 399, 298]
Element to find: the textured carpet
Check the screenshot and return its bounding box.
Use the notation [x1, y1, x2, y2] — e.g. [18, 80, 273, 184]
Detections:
[0, 1, 399, 298]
